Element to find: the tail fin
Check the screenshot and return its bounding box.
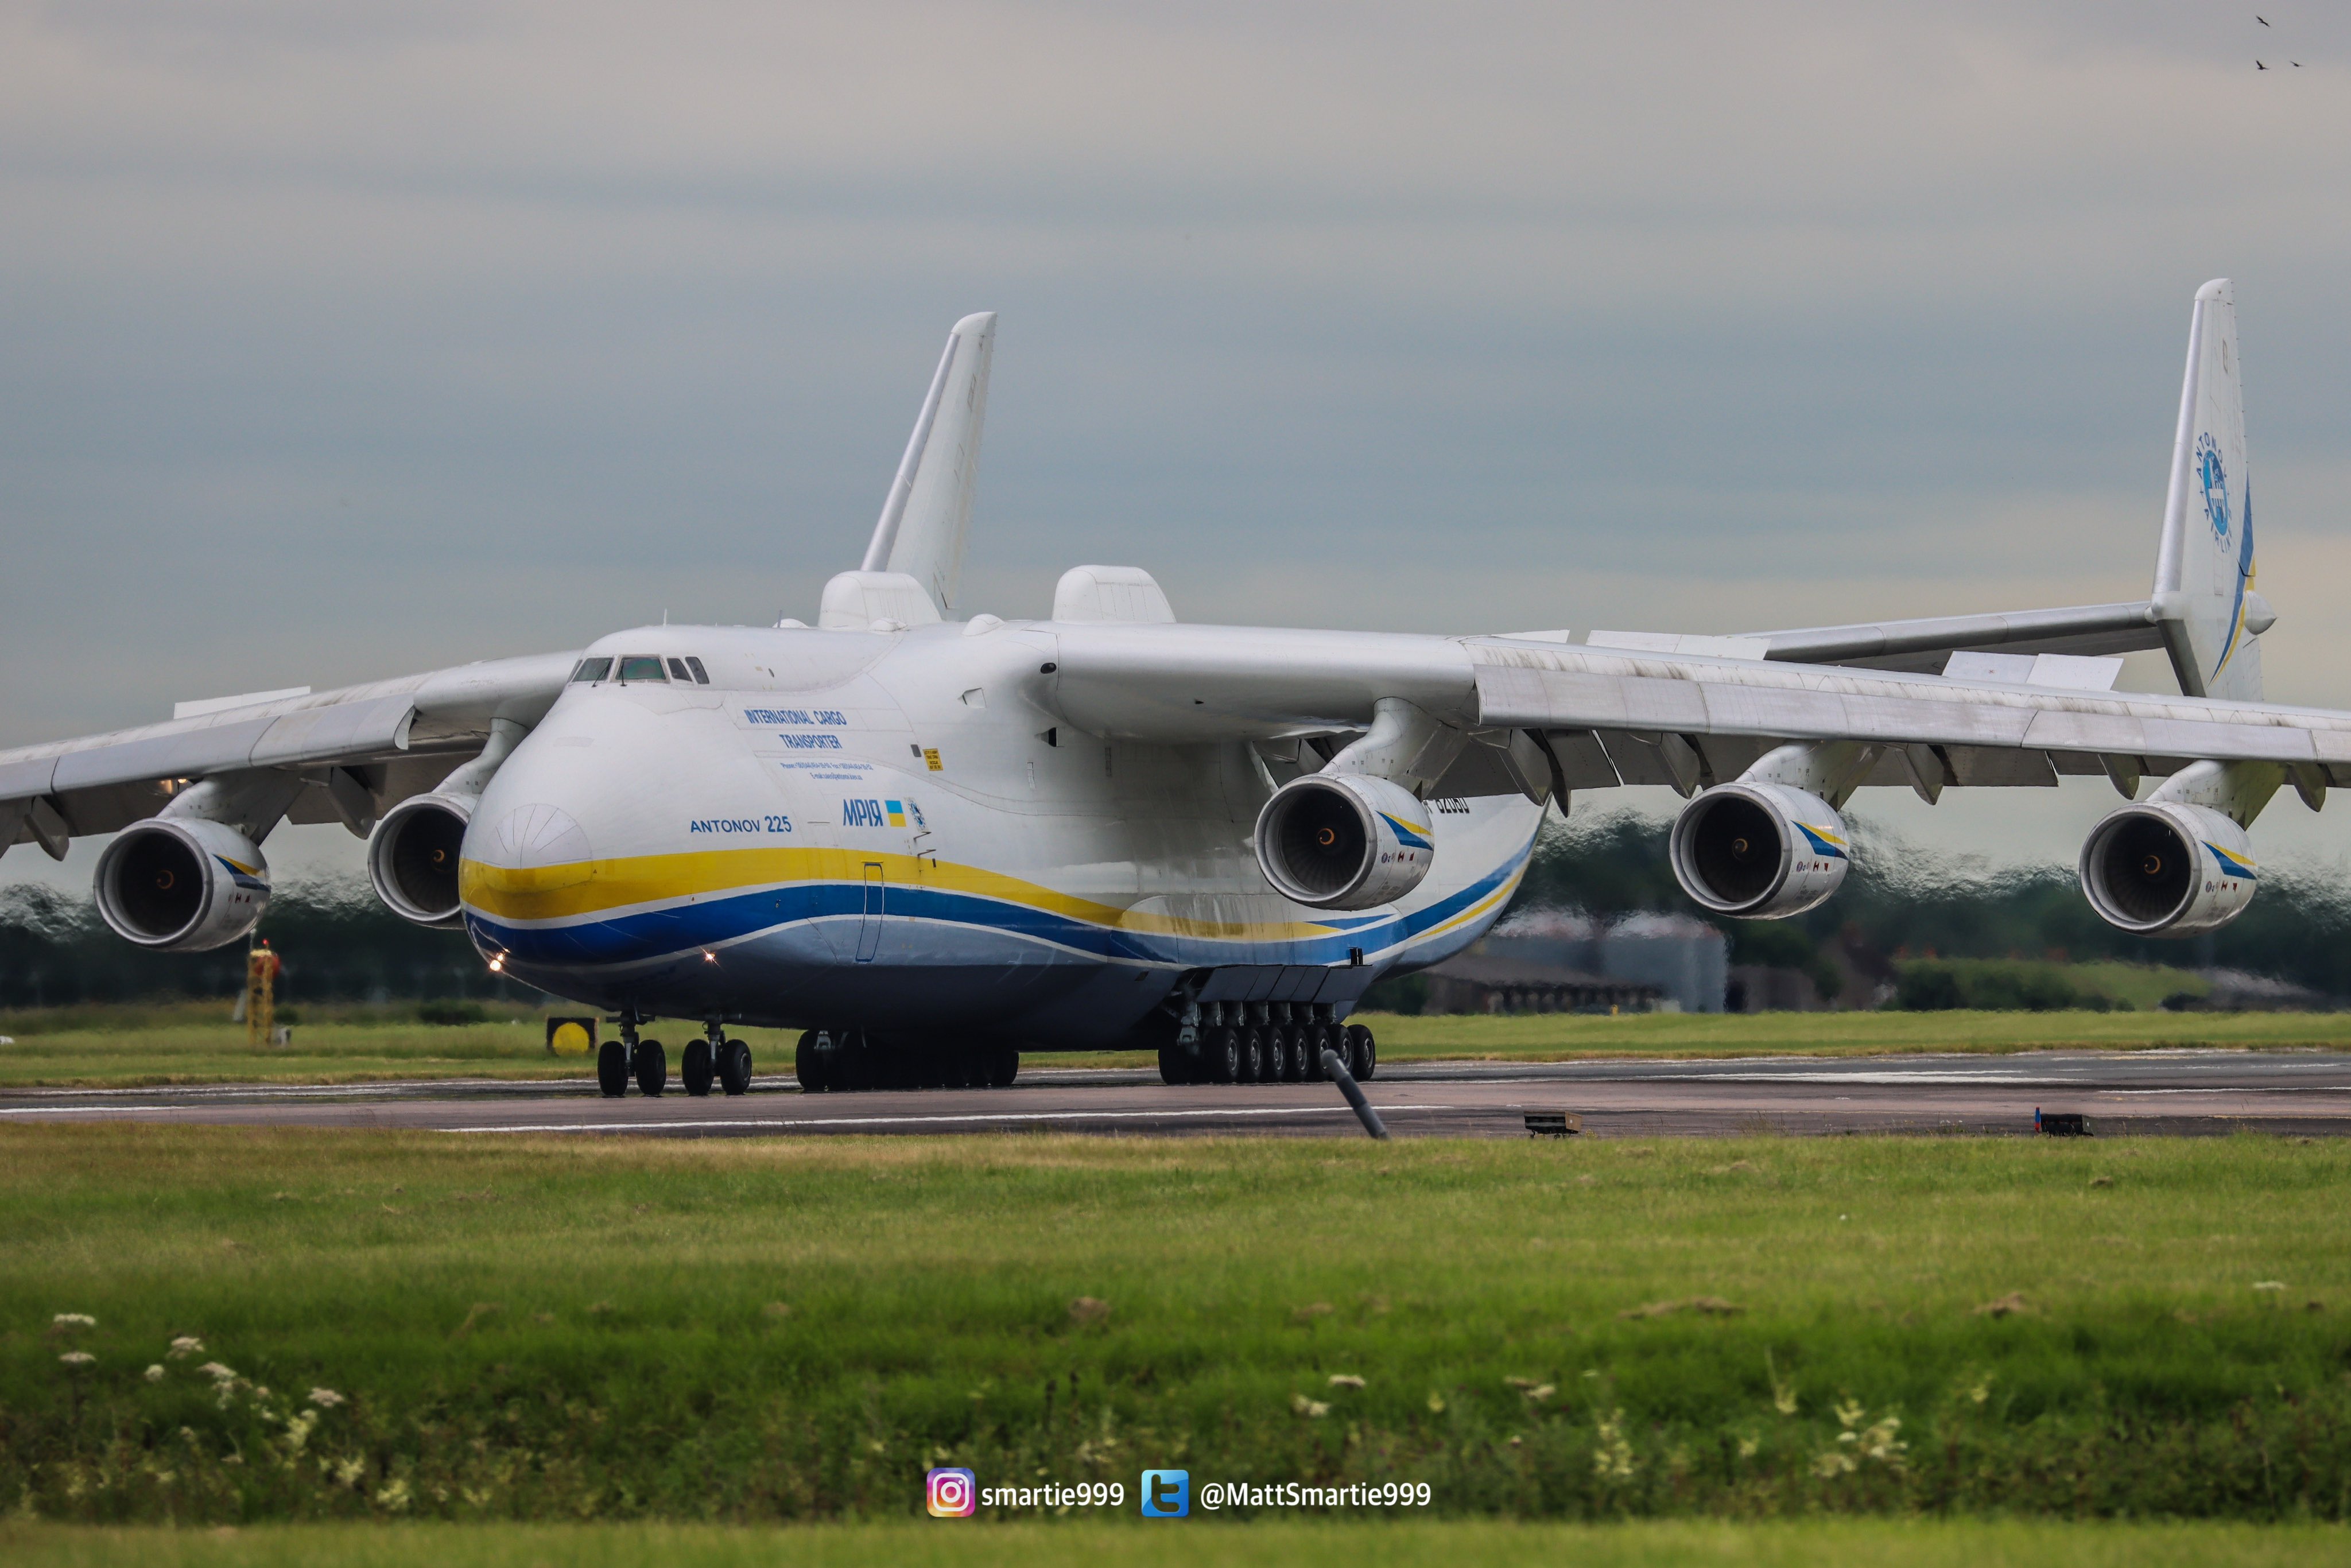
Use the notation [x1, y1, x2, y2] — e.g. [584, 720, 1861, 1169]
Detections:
[2153, 280, 2267, 700]
[859, 311, 996, 615]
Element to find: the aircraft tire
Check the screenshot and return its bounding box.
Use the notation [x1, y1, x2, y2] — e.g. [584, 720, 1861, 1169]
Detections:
[720, 1039, 752, 1096]
[1207, 1027, 1241, 1084]
[1301, 1030, 1325, 1081]
[1261, 1027, 1289, 1082]
[793, 1031, 824, 1092]
[634, 1039, 668, 1097]
[988, 1046, 1019, 1088]
[1237, 1028, 1264, 1084]
[1158, 1045, 1188, 1085]
[682, 1038, 715, 1097]
[1347, 1023, 1376, 1080]
[597, 1039, 630, 1097]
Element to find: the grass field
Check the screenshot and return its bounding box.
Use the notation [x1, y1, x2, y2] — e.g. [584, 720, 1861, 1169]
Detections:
[5, 1520, 2349, 1567]
[5, 1125, 2348, 1524]
[5, 1003, 2351, 1089]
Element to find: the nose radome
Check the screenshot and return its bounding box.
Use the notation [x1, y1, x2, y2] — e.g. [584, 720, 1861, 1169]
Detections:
[472, 803, 594, 888]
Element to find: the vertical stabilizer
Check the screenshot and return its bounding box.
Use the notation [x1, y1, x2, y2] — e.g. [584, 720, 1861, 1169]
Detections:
[2153, 280, 2265, 700]
[859, 312, 996, 615]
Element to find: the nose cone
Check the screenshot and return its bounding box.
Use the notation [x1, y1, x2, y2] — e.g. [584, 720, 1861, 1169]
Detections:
[458, 733, 607, 966]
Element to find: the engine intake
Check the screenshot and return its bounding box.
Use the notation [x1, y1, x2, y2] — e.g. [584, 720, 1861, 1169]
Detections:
[1669, 782, 1850, 919]
[367, 794, 474, 927]
[93, 818, 271, 951]
[2078, 802, 2255, 936]
[1255, 773, 1435, 910]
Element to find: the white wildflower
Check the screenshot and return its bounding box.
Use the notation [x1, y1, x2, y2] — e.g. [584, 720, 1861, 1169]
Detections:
[2253, 1280, 2287, 1293]
[197, 1362, 238, 1381]
[53, 1313, 96, 1329]
[1290, 1394, 1330, 1418]
[1328, 1374, 1365, 1390]
[1592, 1408, 1636, 1478]
[59, 1350, 95, 1367]
[168, 1337, 204, 1360]
[376, 1477, 412, 1512]
[308, 1387, 346, 1408]
[145, 1364, 166, 1383]
[333, 1457, 366, 1488]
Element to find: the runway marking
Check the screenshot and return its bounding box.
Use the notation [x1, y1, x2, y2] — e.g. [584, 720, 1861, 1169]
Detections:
[441, 1104, 1454, 1134]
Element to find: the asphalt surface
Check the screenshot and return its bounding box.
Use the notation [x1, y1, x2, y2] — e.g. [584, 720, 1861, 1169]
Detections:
[6, 1050, 2351, 1139]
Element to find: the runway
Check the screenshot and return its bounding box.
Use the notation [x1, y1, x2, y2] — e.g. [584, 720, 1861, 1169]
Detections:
[5, 1049, 2351, 1139]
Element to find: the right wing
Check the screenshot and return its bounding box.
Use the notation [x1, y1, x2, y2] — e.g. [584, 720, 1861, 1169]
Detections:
[0, 653, 576, 857]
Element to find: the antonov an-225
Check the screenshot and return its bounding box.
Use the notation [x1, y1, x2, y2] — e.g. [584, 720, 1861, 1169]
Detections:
[0, 282, 2330, 1097]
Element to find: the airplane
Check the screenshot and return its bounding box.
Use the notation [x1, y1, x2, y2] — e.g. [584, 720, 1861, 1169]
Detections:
[2, 280, 2338, 1099]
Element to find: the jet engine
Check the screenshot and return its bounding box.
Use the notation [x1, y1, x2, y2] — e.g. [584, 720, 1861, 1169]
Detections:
[1669, 782, 1850, 919]
[366, 793, 473, 927]
[1255, 773, 1436, 910]
[93, 817, 271, 951]
[2078, 802, 2255, 936]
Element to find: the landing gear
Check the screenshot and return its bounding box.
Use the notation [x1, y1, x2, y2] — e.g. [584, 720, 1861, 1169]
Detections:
[597, 1038, 630, 1097]
[1206, 1027, 1242, 1084]
[1237, 1027, 1265, 1084]
[719, 1038, 753, 1095]
[682, 1037, 715, 1097]
[793, 1028, 1014, 1092]
[1345, 1023, 1376, 1080]
[1158, 1044, 1191, 1085]
[633, 1039, 668, 1097]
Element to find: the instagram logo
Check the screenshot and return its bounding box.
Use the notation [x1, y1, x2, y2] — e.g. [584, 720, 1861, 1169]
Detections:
[926, 1466, 977, 1517]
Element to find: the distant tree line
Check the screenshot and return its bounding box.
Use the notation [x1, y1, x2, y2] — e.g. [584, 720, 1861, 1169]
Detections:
[1513, 808, 2351, 1001]
[7, 804, 2350, 1008]
[0, 882, 546, 1009]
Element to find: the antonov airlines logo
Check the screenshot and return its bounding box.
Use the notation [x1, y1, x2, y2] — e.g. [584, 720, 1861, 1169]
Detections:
[2198, 432, 2230, 543]
[844, 799, 924, 828]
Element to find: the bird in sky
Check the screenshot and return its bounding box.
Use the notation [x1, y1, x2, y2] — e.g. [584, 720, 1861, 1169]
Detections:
[2257, 60, 2268, 68]
[2257, 14, 2269, 24]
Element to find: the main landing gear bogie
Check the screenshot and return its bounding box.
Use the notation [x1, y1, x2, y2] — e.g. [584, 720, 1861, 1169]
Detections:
[1159, 1014, 1374, 1086]
[794, 1028, 1018, 1094]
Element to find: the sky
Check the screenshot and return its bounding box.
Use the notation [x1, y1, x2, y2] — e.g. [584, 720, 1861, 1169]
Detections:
[4, 1, 2351, 888]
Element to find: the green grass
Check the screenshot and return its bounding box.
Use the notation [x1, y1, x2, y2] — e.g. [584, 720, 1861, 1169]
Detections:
[5, 1127, 2349, 1523]
[7, 1003, 2351, 1089]
[3, 1521, 2348, 1567]
[1361, 1007, 2351, 1061]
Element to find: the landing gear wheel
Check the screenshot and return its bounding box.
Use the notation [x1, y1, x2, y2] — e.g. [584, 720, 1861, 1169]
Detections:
[1208, 1027, 1242, 1085]
[794, 1031, 826, 1093]
[1302, 1027, 1326, 1081]
[682, 1038, 715, 1097]
[719, 1039, 752, 1096]
[987, 1046, 1020, 1088]
[598, 1039, 630, 1097]
[1158, 1045, 1190, 1085]
[1237, 1028, 1264, 1084]
[1345, 1023, 1376, 1080]
[634, 1039, 668, 1097]
[1262, 1027, 1290, 1083]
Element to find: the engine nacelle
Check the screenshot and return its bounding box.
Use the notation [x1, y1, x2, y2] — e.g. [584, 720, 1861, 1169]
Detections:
[367, 794, 474, 927]
[1255, 773, 1436, 910]
[2078, 802, 2255, 936]
[1669, 782, 1850, 919]
[93, 818, 271, 951]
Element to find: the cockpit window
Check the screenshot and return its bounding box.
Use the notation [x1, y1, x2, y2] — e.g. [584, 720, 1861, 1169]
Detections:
[570, 657, 612, 683]
[684, 655, 710, 684]
[667, 657, 693, 682]
[616, 655, 669, 682]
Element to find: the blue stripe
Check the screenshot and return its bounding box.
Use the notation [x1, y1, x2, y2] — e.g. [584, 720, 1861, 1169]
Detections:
[468, 833, 1534, 972]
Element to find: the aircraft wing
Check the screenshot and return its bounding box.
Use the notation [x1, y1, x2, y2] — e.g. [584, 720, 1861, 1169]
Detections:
[0, 653, 576, 857]
[1042, 622, 2351, 797]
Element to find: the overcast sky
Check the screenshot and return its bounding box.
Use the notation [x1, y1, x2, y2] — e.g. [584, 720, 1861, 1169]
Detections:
[5, 1, 2351, 886]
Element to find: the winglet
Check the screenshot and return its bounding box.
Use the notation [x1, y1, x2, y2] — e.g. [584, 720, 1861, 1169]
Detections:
[859, 312, 996, 615]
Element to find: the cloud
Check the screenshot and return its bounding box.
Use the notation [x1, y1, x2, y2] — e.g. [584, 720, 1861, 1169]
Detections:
[3, 1, 2350, 877]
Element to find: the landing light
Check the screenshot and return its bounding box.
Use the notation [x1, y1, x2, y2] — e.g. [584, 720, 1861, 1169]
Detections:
[487, 954, 505, 973]
[703, 949, 718, 964]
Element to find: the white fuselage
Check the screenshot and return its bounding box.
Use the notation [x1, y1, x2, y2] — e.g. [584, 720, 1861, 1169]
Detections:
[458, 621, 1539, 1048]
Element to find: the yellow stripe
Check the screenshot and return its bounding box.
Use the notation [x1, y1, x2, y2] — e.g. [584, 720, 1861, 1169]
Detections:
[461, 846, 1358, 941]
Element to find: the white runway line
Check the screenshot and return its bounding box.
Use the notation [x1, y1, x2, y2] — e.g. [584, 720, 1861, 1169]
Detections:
[442, 1104, 1454, 1134]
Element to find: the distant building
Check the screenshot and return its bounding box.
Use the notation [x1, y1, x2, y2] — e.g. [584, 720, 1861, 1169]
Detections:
[1419, 953, 1663, 1016]
[1462, 909, 1729, 1014]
